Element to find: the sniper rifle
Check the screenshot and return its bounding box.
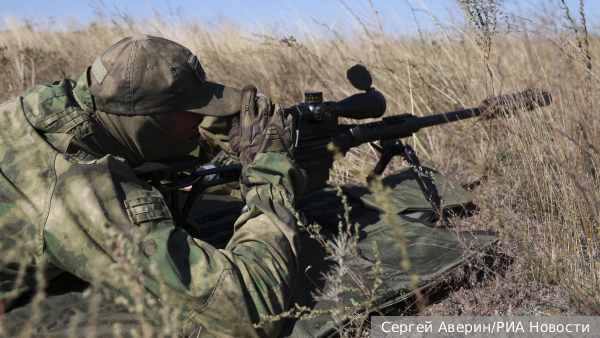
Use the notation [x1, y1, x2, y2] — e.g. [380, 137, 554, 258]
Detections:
[133, 64, 553, 235]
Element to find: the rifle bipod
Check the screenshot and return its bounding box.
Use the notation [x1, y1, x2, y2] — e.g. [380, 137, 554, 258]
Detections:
[370, 139, 449, 227]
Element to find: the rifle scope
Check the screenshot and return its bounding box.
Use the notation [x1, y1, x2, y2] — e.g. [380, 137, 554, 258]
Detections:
[284, 90, 386, 124]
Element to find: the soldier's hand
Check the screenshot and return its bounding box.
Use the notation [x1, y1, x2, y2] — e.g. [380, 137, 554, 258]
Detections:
[229, 85, 296, 166]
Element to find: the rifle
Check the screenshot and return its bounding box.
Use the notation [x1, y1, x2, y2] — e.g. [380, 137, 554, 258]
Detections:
[133, 64, 553, 235]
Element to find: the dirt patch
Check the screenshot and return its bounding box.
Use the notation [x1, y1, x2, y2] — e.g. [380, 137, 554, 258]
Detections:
[420, 248, 585, 317]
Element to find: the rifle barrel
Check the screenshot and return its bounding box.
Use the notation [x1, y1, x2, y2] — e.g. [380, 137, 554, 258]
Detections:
[344, 106, 481, 149]
[300, 90, 552, 153]
[412, 107, 481, 128]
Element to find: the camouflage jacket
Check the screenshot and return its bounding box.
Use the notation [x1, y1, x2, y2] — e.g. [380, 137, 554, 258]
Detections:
[0, 69, 306, 337]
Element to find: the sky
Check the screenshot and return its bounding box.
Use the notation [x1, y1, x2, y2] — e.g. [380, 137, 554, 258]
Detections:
[1, 0, 598, 35]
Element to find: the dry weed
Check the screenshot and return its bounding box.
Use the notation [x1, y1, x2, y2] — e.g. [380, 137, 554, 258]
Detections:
[0, 0, 598, 336]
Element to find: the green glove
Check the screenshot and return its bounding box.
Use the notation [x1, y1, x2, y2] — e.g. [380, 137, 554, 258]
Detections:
[229, 85, 296, 166]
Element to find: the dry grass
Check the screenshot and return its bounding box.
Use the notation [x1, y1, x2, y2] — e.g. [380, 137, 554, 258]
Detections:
[0, 0, 599, 335]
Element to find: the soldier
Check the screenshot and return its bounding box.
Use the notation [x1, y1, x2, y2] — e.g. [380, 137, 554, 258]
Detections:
[0, 35, 306, 337]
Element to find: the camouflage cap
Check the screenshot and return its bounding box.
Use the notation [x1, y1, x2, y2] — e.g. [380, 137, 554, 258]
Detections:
[89, 34, 240, 116]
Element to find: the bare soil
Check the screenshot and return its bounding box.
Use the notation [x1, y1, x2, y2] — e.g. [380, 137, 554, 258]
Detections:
[421, 248, 585, 317]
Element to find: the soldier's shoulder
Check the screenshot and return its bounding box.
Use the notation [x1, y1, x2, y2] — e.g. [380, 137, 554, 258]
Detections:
[21, 78, 94, 133]
[22, 78, 78, 117]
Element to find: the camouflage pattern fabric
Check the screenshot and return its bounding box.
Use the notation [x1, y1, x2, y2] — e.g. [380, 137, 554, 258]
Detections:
[89, 34, 241, 118]
[1, 163, 497, 337]
[280, 170, 497, 337]
[196, 123, 243, 197]
[94, 110, 202, 165]
[196, 124, 236, 165]
[230, 86, 296, 167]
[0, 69, 306, 337]
[200, 116, 230, 144]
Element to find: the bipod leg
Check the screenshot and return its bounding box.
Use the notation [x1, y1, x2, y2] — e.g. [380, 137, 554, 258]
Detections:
[372, 142, 394, 176]
[373, 139, 447, 226]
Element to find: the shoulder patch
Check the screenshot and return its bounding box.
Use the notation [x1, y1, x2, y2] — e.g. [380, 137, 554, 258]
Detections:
[125, 194, 172, 224]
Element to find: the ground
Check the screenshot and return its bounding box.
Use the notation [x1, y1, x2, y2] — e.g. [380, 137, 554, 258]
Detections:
[422, 252, 581, 317]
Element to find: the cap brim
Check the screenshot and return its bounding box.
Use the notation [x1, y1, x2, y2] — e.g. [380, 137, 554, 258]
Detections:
[184, 81, 241, 117]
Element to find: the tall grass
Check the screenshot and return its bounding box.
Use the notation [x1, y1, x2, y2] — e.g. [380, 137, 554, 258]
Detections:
[0, 0, 599, 335]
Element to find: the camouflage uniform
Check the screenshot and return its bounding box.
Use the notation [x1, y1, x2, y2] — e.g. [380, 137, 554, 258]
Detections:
[0, 53, 306, 337]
